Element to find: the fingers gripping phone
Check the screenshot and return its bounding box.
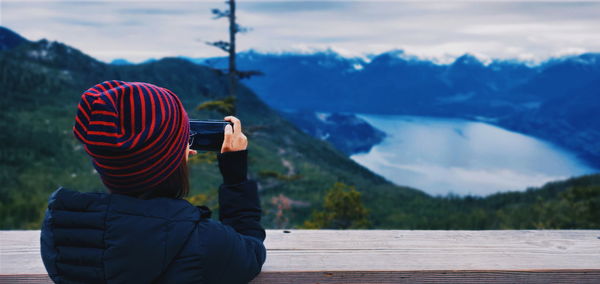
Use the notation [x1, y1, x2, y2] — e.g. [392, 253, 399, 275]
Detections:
[189, 119, 234, 151]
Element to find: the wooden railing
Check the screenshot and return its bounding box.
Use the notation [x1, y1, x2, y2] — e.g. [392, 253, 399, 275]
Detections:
[1, 230, 600, 283]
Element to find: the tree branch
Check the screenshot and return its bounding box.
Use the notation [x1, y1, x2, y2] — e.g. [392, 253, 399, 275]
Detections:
[211, 8, 230, 19]
[237, 70, 264, 79]
[234, 23, 252, 34]
[205, 40, 231, 53]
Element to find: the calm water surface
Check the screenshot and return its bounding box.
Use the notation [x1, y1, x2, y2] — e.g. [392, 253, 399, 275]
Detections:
[350, 114, 597, 196]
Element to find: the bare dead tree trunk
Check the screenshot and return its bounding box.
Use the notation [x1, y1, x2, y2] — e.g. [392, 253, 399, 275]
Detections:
[204, 0, 262, 115]
[228, 0, 237, 100]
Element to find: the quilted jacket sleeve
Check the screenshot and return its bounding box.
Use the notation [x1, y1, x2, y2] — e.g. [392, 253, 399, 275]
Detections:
[214, 149, 267, 282]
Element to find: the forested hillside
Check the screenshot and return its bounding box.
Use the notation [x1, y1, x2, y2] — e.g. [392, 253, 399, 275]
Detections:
[1, 27, 599, 229]
[0, 28, 425, 229]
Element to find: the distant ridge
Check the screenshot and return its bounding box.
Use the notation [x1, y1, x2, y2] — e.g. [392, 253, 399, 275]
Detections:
[1, 27, 599, 231]
[110, 58, 133, 65]
[190, 50, 600, 168]
[0, 26, 28, 50]
[0, 28, 426, 230]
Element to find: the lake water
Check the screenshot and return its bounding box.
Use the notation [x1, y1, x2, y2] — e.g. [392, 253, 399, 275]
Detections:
[350, 114, 597, 196]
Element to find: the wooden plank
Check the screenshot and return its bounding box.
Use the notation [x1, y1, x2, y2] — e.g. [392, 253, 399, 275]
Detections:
[250, 270, 600, 284]
[0, 230, 46, 274]
[261, 230, 600, 271]
[1, 230, 600, 283]
[2, 271, 600, 284]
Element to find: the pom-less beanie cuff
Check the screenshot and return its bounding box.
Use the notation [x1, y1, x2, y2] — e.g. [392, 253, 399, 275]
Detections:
[73, 80, 190, 194]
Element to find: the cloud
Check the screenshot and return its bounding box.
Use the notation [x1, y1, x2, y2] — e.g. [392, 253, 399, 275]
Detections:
[240, 1, 352, 14]
[2, 0, 600, 63]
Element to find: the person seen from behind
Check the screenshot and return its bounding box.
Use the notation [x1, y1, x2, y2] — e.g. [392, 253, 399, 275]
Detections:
[40, 80, 266, 283]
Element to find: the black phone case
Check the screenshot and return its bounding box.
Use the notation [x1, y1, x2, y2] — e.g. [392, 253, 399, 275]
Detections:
[189, 119, 233, 151]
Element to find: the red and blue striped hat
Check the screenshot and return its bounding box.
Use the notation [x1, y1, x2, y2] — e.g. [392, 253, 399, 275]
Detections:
[73, 80, 190, 194]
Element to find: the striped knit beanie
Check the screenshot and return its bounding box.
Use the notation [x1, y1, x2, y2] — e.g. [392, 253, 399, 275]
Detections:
[73, 80, 190, 194]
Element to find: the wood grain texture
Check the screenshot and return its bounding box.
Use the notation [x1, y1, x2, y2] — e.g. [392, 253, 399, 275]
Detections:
[2, 271, 600, 284]
[250, 270, 600, 284]
[261, 230, 600, 271]
[2, 230, 599, 283]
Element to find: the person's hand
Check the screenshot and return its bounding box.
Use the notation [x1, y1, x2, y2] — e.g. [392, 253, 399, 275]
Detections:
[186, 144, 197, 162]
[221, 116, 248, 153]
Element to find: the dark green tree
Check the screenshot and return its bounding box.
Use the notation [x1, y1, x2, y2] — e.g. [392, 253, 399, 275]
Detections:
[303, 182, 371, 229]
[195, 95, 236, 115]
[536, 185, 600, 229]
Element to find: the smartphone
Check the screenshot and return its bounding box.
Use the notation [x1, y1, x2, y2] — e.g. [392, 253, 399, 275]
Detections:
[189, 119, 233, 151]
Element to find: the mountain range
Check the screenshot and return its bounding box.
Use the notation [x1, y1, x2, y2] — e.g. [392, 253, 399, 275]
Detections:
[194, 50, 600, 168]
[0, 26, 423, 229]
[1, 26, 599, 230]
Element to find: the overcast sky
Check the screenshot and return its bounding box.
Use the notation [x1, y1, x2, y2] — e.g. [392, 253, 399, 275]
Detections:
[2, 0, 600, 63]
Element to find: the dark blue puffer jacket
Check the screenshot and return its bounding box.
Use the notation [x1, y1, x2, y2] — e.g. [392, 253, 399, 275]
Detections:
[40, 150, 267, 284]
